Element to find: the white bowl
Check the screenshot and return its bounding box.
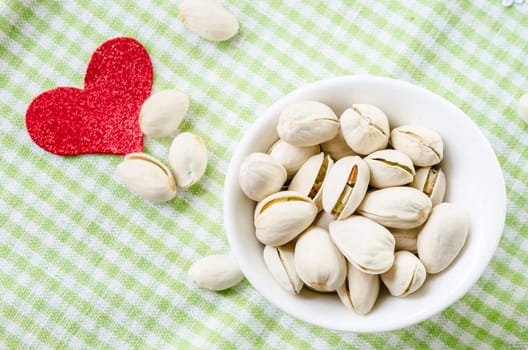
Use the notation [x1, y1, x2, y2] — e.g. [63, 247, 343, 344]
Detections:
[224, 75, 506, 332]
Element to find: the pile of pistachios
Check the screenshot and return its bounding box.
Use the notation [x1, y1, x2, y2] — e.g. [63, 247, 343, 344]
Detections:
[117, 90, 208, 202]
[239, 100, 469, 315]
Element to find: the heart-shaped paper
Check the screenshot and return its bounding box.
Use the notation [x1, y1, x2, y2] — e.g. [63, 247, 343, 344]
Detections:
[25, 37, 153, 155]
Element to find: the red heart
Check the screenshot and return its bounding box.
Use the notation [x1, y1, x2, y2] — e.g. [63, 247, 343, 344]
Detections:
[25, 37, 153, 155]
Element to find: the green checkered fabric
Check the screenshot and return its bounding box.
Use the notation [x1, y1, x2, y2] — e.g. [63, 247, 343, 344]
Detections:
[1, 0, 527, 348]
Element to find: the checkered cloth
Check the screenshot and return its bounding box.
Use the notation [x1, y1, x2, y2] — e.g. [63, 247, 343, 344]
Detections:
[1, 0, 527, 348]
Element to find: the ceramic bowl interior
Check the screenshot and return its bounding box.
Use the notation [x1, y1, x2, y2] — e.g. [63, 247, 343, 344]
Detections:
[224, 75, 506, 332]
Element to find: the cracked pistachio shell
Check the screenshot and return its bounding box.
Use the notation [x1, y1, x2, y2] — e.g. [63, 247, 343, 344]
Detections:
[139, 89, 189, 138]
[410, 166, 446, 206]
[365, 149, 415, 188]
[321, 128, 357, 160]
[390, 125, 443, 166]
[321, 156, 370, 220]
[288, 152, 334, 211]
[417, 203, 469, 274]
[254, 191, 318, 246]
[179, 0, 239, 42]
[381, 251, 426, 297]
[169, 132, 208, 189]
[329, 216, 395, 274]
[313, 211, 336, 231]
[340, 104, 390, 155]
[337, 262, 380, 315]
[117, 153, 177, 203]
[188, 254, 244, 291]
[263, 243, 303, 294]
[267, 140, 320, 178]
[390, 227, 420, 253]
[239, 153, 287, 201]
[294, 226, 346, 292]
[358, 187, 432, 229]
[277, 101, 339, 147]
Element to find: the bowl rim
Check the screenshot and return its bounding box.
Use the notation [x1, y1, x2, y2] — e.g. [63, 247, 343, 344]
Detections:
[223, 75, 506, 332]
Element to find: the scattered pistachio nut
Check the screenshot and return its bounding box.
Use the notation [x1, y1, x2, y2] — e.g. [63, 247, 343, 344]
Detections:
[294, 226, 346, 292]
[340, 104, 390, 155]
[169, 132, 208, 189]
[288, 152, 334, 210]
[329, 215, 395, 274]
[519, 93, 528, 123]
[178, 0, 239, 42]
[267, 140, 320, 178]
[322, 156, 370, 220]
[254, 191, 318, 246]
[358, 187, 432, 229]
[417, 203, 469, 274]
[188, 254, 244, 291]
[381, 251, 427, 297]
[117, 153, 177, 203]
[337, 262, 380, 315]
[277, 101, 339, 147]
[390, 227, 420, 253]
[390, 125, 443, 166]
[321, 128, 356, 160]
[239, 153, 287, 201]
[410, 166, 446, 206]
[263, 243, 303, 294]
[365, 149, 415, 188]
[139, 89, 189, 138]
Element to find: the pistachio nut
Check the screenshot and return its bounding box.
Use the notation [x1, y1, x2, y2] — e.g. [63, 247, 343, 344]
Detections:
[365, 149, 415, 188]
[329, 215, 395, 274]
[267, 140, 320, 178]
[321, 156, 370, 220]
[168, 132, 208, 189]
[390, 227, 420, 253]
[519, 93, 528, 123]
[139, 89, 189, 138]
[263, 243, 303, 294]
[239, 153, 287, 201]
[117, 153, 177, 203]
[188, 254, 244, 291]
[410, 166, 446, 206]
[277, 101, 339, 147]
[417, 203, 469, 274]
[321, 128, 356, 160]
[294, 226, 346, 292]
[178, 0, 239, 42]
[380, 251, 426, 297]
[340, 104, 390, 155]
[337, 262, 380, 315]
[390, 125, 443, 166]
[313, 210, 336, 231]
[254, 191, 318, 246]
[358, 187, 432, 229]
[288, 152, 334, 210]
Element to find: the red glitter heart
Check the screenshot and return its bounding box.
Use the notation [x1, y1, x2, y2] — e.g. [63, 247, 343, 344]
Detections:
[25, 37, 153, 155]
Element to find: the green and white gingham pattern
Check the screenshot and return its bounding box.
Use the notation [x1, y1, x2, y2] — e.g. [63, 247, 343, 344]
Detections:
[1, 0, 527, 348]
